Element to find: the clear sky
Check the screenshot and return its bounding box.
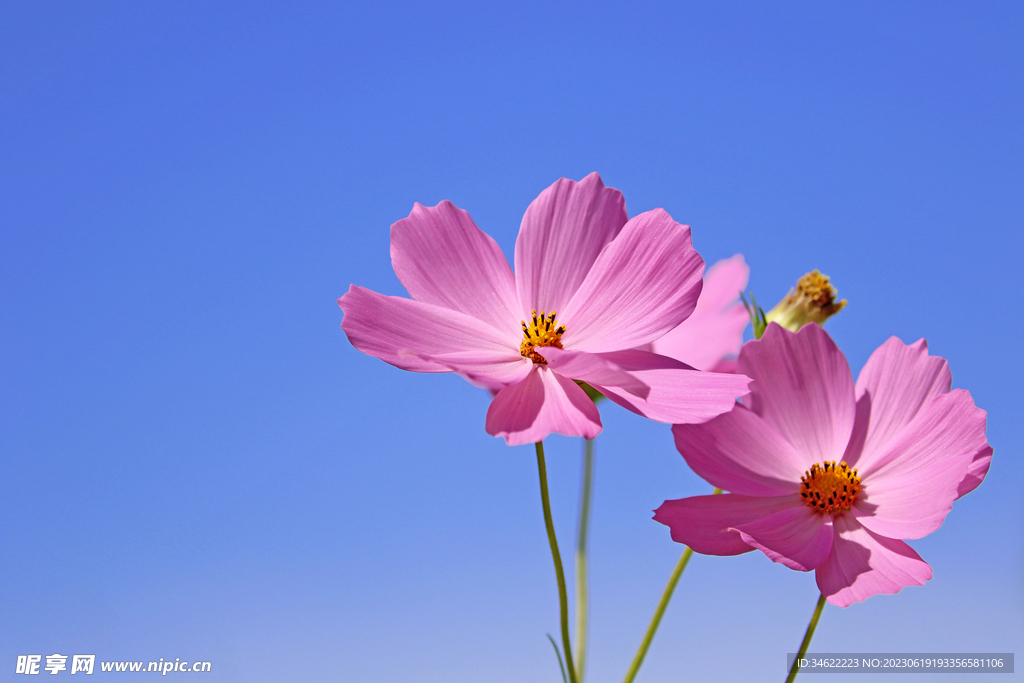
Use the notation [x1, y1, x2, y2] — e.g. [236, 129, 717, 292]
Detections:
[2, 2, 1021, 681]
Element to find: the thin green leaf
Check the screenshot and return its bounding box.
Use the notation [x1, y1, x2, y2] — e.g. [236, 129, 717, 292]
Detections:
[547, 634, 568, 683]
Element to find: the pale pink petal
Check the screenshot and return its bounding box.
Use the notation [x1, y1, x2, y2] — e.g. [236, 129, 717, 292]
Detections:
[698, 254, 750, 311]
[514, 173, 627, 318]
[739, 323, 855, 463]
[957, 445, 993, 498]
[732, 505, 833, 572]
[651, 254, 750, 371]
[536, 347, 648, 398]
[672, 404, 806, 496]
[652, 305, 749, 372]
[403, 351, 533, 393]
[815, 515, 931, 607]
[585, 349, 751, 425]
[710, 358, 739, 374]
[854, 390, 989, 539]
[390, 201, 520, 336]
[559, 209, 705, 352]
[339, 285, 519, 373]
[653, 493, 797, 556]
[844, 337, 953, 469]
[485, 365, 602, 446]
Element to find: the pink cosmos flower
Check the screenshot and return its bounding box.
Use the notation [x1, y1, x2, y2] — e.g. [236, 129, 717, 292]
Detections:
[654, 322, 992, 606]
[647, 254, 750, 372]
[339, 173, 750, 446]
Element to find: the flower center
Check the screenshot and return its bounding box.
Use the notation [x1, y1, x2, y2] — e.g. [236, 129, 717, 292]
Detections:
[799, 461, 861, 514]
[520, 310, 565, 364]
[765, 269, 847, 332]
[795, 270, 841, 310]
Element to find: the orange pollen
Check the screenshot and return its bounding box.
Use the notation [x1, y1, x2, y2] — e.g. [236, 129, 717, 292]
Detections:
[795, 270, 839, 309]
[799, 461, 861, 514]
[520, 310, 565, 364]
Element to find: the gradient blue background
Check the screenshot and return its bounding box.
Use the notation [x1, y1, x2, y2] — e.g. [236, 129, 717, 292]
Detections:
[2, 2, 1021, 681]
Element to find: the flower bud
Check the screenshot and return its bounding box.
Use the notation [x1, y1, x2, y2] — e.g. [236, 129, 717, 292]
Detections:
[765, 270, 846, 332]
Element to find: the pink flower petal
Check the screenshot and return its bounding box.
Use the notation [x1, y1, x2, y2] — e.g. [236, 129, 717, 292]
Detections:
[536, 347, 649, 398]
[403, 350, 533, 393]
[672, 404, 806, 496]
[739, 323, 856, 463]
[698, 254, 750, 311]
[485, 365, 602, 446]
[710, 358, 739, 374]
[732, 505, 834, 572]
[651, 254, 750, 371]
[339, 285, 520, 373]
[584, 349, 751, 425]
[390, 201, 520, 336]
[957, 444, 993, 498]
[653, 493, 797, 556]
[844, 337, 953, 470]
[514, 173, 627, 318]
[559, 209, 705, 352]
[815, 515, 932, 607]
[854, 389, 989, 540]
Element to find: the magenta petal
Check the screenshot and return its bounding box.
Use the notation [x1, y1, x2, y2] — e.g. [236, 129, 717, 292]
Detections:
[815, 516, 932, 607]
[485, 365, 602, 446]
[390, 201, 520, 336]
[405, 351, 533, 393]
[854, 389, 989, 540]
[672, 405, 806, 496]
[710, 358, 739, 374]
[339, 285, 520, 373]
[559, 209, 705, 352]
[514, 173, 627, 318]
[653, 493, 796, 556]
[732, 505, 833, 572]
[740, 323, 856, 463]
[538, 347, 648, 398]
[845, 337, 953, 469]
[586, 349, 751, 425]
[957, 445, 993, 498]
[651, 255, 750, 371]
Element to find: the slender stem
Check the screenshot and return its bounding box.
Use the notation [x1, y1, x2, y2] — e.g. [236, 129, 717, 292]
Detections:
[786, 594, 827, 683]
[574, 438, 595, 683]
[621, 547, 693, 683]
[536, 441, 578, 683]
[623, 488, 723, 683]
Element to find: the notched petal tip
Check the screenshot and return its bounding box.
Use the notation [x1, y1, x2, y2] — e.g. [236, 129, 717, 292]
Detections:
[815, 517, 932, 607]
[485, 366, 602, 445]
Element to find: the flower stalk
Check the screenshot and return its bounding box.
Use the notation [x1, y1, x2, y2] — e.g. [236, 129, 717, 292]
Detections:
[574, 437, 595, 682]
[622, 488, 723, 683]
[536, 440, 578, 683]
[786, 593, 827, 683]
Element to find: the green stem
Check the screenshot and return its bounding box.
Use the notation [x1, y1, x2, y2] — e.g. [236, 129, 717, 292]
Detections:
[536, 441, 578, 683]
[621, 547, 692, 683]
[623, 488, 722, 683]
[786, 594, 827, 683]
[574, 438, 595, 683]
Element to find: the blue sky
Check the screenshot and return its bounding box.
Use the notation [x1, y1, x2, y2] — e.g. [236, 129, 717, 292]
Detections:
[1, 2, 1021, 681]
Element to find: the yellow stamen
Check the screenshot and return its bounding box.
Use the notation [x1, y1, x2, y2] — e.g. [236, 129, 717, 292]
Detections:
[795, 270, 843, 311]
[799, 460, 861, 515]
[520, 310, 565, 364]
[765, 269, 847, 332]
